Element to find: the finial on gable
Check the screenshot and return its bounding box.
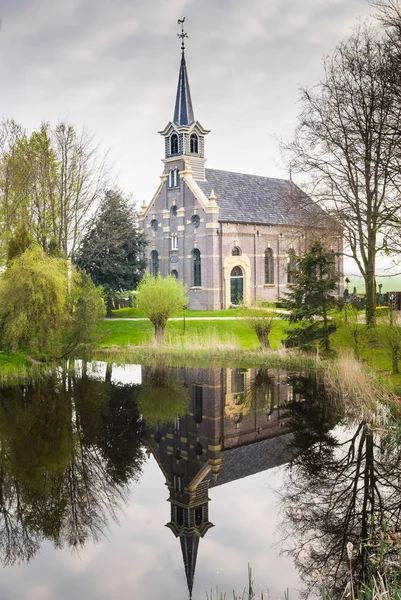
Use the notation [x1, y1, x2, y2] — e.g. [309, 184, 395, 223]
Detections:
[209, 189, 217, 204]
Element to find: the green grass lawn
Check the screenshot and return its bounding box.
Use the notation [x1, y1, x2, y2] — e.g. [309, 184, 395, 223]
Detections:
[98, 316, 288, 350]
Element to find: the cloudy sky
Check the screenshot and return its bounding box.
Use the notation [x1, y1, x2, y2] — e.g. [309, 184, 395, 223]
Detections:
[0, 0, 375, 209]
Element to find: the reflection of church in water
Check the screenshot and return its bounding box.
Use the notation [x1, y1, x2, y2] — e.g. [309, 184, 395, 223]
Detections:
[145, 367, 306, 599]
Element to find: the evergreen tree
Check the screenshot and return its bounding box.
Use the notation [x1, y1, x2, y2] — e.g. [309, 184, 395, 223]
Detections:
[283, 241, 337, 352]
[74, 190, 147, 316]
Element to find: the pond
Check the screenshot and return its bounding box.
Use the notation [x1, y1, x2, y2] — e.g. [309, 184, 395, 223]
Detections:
[0, 362, 399, 599]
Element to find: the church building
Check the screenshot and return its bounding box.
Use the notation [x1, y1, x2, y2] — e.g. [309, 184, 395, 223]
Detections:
[139, 25, 342, 310]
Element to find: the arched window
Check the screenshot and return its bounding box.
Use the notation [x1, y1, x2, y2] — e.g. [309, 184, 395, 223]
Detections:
[171, 269, 178, 279]
[265, 248, 274, 284]
[192, 249, 201, 287]
[170, 133, 179, 155]
[176, 506, 184, 526]
[230, 266, 244, 305]
[150, 218, 158, 232]
[190, 133, 199, 153]
[150, 250, 159, 276]
[194, 506, 203, 526]
[194, 442, 203, 457]
[171, 205, 178, 217]
[287, 252, 297, 284]
[232, 246, 241, 256]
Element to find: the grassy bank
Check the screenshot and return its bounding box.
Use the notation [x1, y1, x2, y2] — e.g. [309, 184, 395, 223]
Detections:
[110, 306, 276, 319]
[0, 352, 51, 385]
[93, 345, 320, 371]
[97, 317, 287, 350]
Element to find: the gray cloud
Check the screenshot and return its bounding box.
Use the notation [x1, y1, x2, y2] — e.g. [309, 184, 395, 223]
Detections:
[0, 0, 373, 204]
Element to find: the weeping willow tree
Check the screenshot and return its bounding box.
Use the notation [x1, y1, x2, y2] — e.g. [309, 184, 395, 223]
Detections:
[0, 244, 104, 354]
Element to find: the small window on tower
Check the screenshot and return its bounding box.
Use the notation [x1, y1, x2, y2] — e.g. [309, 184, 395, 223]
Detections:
[171, 205, 178, 217]
[150, 219, 158, 232]
[171, 234, 178, 251]
[190, 133, 199, 153]
[168, 169, 179, 189]
[173, 475, 183, 493]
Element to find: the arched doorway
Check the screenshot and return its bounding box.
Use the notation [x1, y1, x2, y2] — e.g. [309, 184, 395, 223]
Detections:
[230, 266, 244, 305]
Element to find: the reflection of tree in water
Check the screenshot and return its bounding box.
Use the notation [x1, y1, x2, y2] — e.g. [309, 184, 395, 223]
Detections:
[280, 381, 401, 599]
[0, 370, 147, 566]
[137, 366, 189, 426]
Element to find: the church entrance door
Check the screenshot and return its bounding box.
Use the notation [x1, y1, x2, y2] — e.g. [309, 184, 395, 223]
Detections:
[230, 266, 244, 305]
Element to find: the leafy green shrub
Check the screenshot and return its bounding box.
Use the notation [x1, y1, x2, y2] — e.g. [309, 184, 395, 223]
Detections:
[136, 274, 188, 342]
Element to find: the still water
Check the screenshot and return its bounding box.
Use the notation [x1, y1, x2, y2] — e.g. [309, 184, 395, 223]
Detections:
[0, 363, 399, 599]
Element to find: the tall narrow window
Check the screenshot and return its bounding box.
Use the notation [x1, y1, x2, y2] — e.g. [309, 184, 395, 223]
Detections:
[176, 506, 184, 526]
[150, 250, 159, 276]
[287, 252, 297, 284]
[170, 133, 179, 155]
[190, 133, 199, 153]
[168, 168, 179, 188]
[192, 249, 201, 287]
[171, 234, 178, 251]
[193, 385, 203, 424]
[265, 248, 274, 284]
[173, 475, 183, 493]
[171, 269, 178, 279]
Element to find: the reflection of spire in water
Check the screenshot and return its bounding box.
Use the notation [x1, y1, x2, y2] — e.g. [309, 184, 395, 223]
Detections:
[165, 479, 214, 598]
[180, 534, 199, 599]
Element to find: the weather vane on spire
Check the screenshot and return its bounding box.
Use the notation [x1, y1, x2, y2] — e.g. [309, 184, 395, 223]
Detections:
[177, 17, 188, 53]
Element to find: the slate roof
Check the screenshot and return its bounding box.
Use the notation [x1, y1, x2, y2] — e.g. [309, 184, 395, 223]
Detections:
[198, 168, 333, 228]
[209, 432, 296, 488]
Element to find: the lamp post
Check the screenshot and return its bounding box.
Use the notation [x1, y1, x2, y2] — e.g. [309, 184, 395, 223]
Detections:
[389, 292, 395, 326]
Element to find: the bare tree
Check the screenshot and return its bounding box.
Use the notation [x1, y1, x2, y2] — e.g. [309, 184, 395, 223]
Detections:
[0, 121, 111, 261]
[52, 122, 111, 258]
[285, 25, 401, 327]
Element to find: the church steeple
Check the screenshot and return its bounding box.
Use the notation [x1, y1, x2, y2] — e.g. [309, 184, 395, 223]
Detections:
[173, 51, 195, 127]
[159, 18, 210, 181]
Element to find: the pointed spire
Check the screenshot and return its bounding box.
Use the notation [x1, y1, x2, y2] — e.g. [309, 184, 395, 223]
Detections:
[174, 19, 195, 126]
[180, 534, 200, 599]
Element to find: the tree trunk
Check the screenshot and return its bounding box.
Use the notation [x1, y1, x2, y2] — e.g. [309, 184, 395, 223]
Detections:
[256, 329, 270, 349]
[106, 297, 114, 317]
[155, 324, 166, 343]
[365, 252, 376, 328]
